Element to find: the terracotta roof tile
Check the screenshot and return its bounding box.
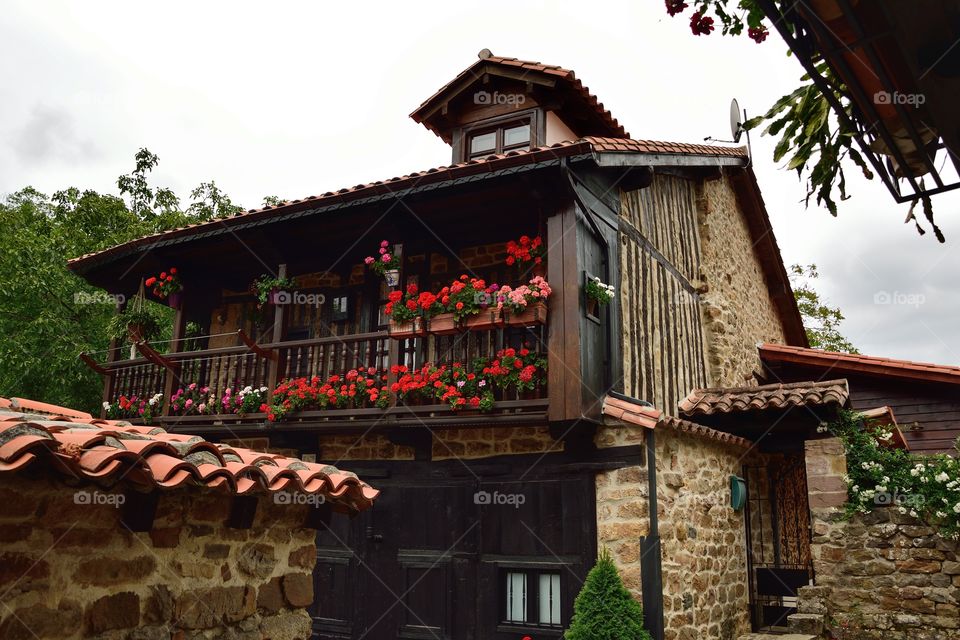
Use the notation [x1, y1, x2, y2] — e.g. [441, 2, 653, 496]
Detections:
[0, 399, 378, 513]
[601, 394, 661, 429]
[657, 415, 754, 450]
[68, 137, 745, 271]
[760, 343, 960, 386]
[678, 379, 850, 417]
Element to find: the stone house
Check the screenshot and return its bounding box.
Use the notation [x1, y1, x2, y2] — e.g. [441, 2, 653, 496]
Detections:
[0, 396, 377, 639]
[61, 51, 959, 639]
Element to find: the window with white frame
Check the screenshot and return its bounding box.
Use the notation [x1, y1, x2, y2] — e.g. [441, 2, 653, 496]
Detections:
[503, 570, 562, 627]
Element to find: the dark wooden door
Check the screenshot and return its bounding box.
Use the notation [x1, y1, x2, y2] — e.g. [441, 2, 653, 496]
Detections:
[309, 462, 595, 640]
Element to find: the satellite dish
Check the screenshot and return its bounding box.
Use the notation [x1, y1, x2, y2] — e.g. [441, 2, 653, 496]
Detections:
[730, 98, 744, 143]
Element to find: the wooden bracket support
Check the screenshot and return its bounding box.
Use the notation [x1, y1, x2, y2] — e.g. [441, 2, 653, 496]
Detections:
[121, 489, 160, 533]
[79, 353, 112, 376]
[135, 341, 179, 373]
[237, 329, 276, 360]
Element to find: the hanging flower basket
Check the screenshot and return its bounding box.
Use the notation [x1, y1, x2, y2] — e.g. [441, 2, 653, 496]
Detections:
[389, 316, 425, 339]
[127, 323, 146, 343]
[503, 301, 548, 327]
[428, 312, 459, 335]
[463, 308, 503, 332]
[384, 268, 401, 288]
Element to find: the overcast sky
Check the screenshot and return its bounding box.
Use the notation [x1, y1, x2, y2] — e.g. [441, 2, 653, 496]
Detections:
[2, 0, 958, 364]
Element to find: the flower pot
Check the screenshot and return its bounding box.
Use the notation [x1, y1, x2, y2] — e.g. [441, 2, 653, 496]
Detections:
[531, 262, 546, 278]
[167, 291, 182, 309]
[384, 269, 401, 288]
[428, 312, 459, 335]
[463, 309, 503, 332]
[388, 317, 424, 339]
[586, 297, 600, 318]
[503, 301, 548, 327]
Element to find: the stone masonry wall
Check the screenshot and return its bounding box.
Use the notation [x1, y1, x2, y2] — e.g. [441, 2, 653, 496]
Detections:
[0, 474, 318, 640]
[316, 426, 560, 462]
[696, 175, 788, 387]
[798, 437, 960, 639]
[595, 424, 753, 640]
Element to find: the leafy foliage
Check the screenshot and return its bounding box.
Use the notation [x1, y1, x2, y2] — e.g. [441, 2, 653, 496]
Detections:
[565, 548, 651, 640]
[827, 410, 960, 539]
[664, 0, 942, 238]
[0, 149, 247, 413]
[788, 264, 857, 353]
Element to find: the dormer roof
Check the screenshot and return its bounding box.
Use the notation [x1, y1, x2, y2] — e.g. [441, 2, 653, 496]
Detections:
[410, 50, 629, 143]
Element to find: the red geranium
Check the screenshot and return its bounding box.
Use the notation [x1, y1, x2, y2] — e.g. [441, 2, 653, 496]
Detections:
[145, 267, 182, 300]
[505, 234, 544, 267]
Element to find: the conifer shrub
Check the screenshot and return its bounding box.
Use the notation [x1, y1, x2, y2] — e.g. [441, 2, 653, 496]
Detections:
[565, 548, 652, 640]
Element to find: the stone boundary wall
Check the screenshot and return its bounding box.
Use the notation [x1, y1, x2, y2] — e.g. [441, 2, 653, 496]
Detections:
[596, 424, 753, 640]
[0, 474, 317, 640]
[799, 437, 960, 639]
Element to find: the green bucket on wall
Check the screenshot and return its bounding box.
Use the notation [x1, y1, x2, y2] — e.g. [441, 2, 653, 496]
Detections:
[730, 475, 747, 511]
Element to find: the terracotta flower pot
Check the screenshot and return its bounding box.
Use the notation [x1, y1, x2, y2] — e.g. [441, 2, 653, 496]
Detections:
[503, 301, 548, 327]
[428, 312, 459, 335]
[389, 317, 424, 339]
[463, 309, 503, 332]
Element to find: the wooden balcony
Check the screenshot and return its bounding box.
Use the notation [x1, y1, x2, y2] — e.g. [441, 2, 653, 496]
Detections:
[95, 323, 549, 435]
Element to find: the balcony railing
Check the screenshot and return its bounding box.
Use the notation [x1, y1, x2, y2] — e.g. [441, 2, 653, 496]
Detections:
[94, 323, 549, 432]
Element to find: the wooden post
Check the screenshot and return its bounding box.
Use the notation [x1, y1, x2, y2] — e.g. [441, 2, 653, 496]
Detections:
[546, 202, 582, 423]
[100, 299, 123, 418]
[265, 264, 288, 396]
[160, 300, 188, 417]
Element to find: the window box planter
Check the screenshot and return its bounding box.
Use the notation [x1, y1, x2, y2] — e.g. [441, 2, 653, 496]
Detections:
[502, 302, 548, 327]
[428, 312, 459, 335]
[463, 309, 503, 331]
[389, 317, 425, 339]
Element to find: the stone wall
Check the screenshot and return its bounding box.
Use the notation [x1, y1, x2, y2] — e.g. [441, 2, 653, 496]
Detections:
[595, 424, 753, 640]
[696, 175, 787, 387]
[315, 426, 560, 462]
[0, 474, 318, 640]
[797, 437, 960, 639]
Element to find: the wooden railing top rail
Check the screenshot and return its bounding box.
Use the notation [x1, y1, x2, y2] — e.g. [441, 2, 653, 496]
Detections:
[94, 330, 390, 371]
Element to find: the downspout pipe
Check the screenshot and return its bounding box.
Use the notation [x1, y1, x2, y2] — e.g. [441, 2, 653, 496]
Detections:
[609, 391, 664, 640]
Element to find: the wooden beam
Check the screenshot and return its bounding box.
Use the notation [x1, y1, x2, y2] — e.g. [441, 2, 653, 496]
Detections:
[136, 342, 179, 373]
[237, 329, 276, 360]
[160, 301, 187, 417]
[80, 353, 111, 376]
[265, 264, 288, 394]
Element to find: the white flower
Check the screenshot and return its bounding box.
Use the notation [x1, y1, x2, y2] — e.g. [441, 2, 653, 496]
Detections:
[875, 485, 888, 494]
[954, 503, 960, 514]
[909, 510, 918, 518]
[937, 511, 947, 518]
[936, 472, 950, 483]
[102, 401, 110, 410]
[899, 506, 908, 514]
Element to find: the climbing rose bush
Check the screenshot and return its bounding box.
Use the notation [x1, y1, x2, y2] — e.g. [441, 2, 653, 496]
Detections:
[828, 410, 960, 539]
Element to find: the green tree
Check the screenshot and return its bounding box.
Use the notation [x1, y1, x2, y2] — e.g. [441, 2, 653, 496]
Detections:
[790, 264, 858, 353]
[0, 148, 246, 413]
[565, 548, 651, 640]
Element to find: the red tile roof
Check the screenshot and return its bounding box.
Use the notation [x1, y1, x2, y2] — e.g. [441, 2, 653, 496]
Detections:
[760, 343, 960, 386]
[657, 415, 754, 450]
[601, 394, 662, 429]
[0, 399, 378, 513]
[600, 394, 753, 449]
[410, 53, 629, 141]
[678, 379, 850, 417]
[67, 137, 746, 272]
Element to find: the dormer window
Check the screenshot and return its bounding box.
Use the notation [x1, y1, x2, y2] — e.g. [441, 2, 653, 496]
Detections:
[468, 121, 531, 159]
[460, 111, 540, 162]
